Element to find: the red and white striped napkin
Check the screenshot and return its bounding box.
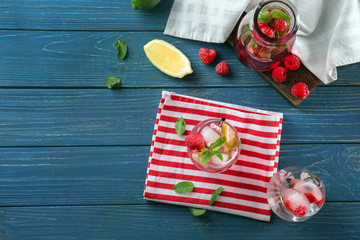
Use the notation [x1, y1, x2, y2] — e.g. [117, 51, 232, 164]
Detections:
[143, 91, 283, 221]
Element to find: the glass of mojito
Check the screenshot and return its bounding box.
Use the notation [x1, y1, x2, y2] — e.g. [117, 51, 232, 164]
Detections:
[267, 166, 326, 222]
[185, 118, 241, 173]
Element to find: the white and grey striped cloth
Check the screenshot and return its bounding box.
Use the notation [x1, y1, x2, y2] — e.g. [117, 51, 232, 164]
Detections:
[164, 0, 360, 84]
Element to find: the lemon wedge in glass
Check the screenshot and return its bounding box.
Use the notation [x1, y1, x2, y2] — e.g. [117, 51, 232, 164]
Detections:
[144, 39, 193, 78]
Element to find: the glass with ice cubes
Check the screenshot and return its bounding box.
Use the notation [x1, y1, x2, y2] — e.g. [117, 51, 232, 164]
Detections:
[267, 166, 325, 222]
[187, 118, 241, 173]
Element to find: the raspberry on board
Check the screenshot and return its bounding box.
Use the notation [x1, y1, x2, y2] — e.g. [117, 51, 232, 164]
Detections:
[284, 54, 301, 71]
[215, 61, 230, 76]
[199, 48, 217, 65]
[291, 82, 309, 99]
[272, 66, 287, 82]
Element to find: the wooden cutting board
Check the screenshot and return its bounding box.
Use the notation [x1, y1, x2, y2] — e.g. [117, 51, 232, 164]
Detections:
[227, 17, 321, 107]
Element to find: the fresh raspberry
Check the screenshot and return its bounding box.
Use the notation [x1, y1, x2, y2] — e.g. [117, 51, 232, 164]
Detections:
[199, 48, 217, 65]
[291, 82, 309, 99]
[293, 206, 307, 216]
[257, 21, 268, 29]
[273, 19, 288, 32]
[260, 26, 275, 38]
[185, 133, 205, 151]
[284, 54, 301, 71]
[272, 66, 287, 82]
[215, 61, 229, 76]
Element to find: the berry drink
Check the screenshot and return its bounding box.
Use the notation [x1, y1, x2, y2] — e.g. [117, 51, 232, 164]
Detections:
[267, 166, 326, 222]
[235, 0, 299, 71]
[185, 118, 241, 173]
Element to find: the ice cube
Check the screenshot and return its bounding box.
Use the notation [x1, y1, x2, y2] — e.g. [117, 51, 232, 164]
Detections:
[281, 188, 310, 216]
[200, 126, 220, 147]
[293, 179, 323, 204]
[211, 153, 229, 165]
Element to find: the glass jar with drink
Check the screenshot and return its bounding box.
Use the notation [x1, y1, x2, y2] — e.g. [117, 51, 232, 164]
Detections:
[235, 0, 299, 71]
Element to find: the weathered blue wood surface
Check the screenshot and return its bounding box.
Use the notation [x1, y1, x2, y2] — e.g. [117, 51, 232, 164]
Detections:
[0, 145, 358, 207]
[0, 31, 359, 87]
[1, 88, 359, 146]
[0, 0, 359, 239]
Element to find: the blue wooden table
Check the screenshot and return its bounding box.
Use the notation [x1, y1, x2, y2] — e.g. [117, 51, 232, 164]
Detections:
[1, 1, 359, 239]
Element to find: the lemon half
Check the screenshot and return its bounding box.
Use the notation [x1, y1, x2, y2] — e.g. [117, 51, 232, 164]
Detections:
[144, 39, 193, 78]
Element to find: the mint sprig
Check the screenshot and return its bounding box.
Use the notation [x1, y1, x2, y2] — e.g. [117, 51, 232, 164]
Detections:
[210, 187, 224, 206]
[175, 117, 186, 136]
[200, 136, 226, 164]
[200, 148, 213, 164]
[270, 10, 290, 22]
[188, 207, 206, 216]
[114, 40, 127, 60]
[105, 76, 121, 89]
[173, 181, 194, 193]
[258, 9, 271, 23]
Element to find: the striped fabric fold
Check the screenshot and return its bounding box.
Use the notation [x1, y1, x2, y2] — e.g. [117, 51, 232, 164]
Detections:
[143, 91, 283, 221]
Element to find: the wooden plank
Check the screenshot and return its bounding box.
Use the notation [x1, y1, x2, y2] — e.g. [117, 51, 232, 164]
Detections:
[0, 0, 174, 31]
[0, 144, 358, 206]
[0, 88, 359, 146]
[0, 30, 359, 88]
[0, 203, 359, 239]
[0, 30, 264, 88]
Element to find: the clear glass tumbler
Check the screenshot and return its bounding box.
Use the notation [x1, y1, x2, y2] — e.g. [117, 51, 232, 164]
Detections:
[186, 118, 241, 173]
[267, 166, 326, 222]
[234, 0, 299, 71]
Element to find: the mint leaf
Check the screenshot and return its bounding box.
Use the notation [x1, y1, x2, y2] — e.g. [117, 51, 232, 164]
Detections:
[188, 207, 206, 216]
[175, 117, 186, 136]
[114, 40, 127, 60]
[270, 10, 290, 22]
[210, 187, 224, 206]
[210, 136, 226, 151]
[200, 148, 212, 164]
[173, 181, 194, 193]
[258, 9, 271, 23]
[241, 31, 252, 45]
[213, 150, 223, 161]
[105, 76, 121, 89]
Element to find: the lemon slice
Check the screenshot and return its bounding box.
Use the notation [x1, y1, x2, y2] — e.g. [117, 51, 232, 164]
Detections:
[144, 39, 193, 78]
[221, 123, 238, 149]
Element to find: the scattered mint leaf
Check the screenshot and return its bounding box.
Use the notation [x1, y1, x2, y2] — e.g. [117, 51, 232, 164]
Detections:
[173, 181, 194, 193]
[175, 117, 186, 136]
[270, 10, 290, 22]
[200, 148, 213, 164]
[210, 187, 224, 206]
[212, 150, 223, 161]
[258, 9, 271, 23]
[114, 40, 127, 60]
[105, 76, 121, 89]
[210, 136, 226, 151]
[188, 207, 206, 216]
